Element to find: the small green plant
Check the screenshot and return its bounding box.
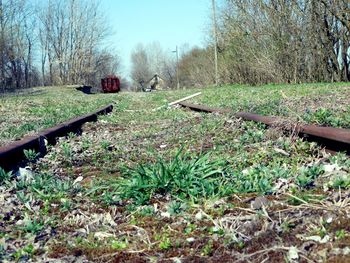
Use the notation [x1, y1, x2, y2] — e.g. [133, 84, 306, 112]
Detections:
[316, 227, 327, 238]
[232, 165, 286, 194]
[61, 142, 73, 162]
[128, 215, 139, 225]
[239, 129, 264, 144]
[296, 165, 324, 188]
[67, 132, 76, 140]
[111, 240, 128, 250]
[281, 220, 295, 232]
[13, 249, 24, 261]
[139, 205, 156, 216]
[185, 223, 197, 234]
[24, 149, 40, 162]
[159, 237, 172, 250]
[100, 140, 111, 151]
[0, 243, 4, 258]
[208, 226, 225, 236]
[335, 229, 346, 239]
[42, 200, 51, 215]
[329, 153, 349, 166]
[237, 241, 245, 249]
[61, 199, 72, 212]
[100, 191, 121, 205]
[53, 179, 74, 193]
[287, 192, 312, 205]
[331, 175, 350, 189]
[82, 137, 91, 150]
[0, 244, 4, 258]
[201, 239, 214, 256]
[15, 178, 28, 190]
[16, 191, 30, 204]
[167, 201, 187, 215]
[20, 217, 45, 234]
[0, 167, 12, 185]
[23, 244, 35, 255]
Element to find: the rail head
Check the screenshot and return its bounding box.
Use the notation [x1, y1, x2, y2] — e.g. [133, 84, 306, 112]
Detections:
[178, 101, 231, 113]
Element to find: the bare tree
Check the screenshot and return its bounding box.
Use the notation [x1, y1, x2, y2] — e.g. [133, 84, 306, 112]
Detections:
[92, 49, 121, 86]
[177, 47, 215, 88]
[38, 0, 115, 86]
[0, 0, 37, 91]
[130, 42, 177, 90]
[130, 44, 152, 90]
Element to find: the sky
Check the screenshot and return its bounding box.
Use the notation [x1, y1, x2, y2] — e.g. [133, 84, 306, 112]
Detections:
[100, 0, 214, 78]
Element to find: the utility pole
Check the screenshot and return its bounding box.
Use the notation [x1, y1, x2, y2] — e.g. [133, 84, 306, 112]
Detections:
[172, 45, 180, 89]
[212, 0, 219, 86]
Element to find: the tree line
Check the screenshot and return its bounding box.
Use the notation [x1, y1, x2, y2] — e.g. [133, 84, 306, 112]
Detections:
[0, 0, 119, 92]
[131, 0, 350, 89]
[2, 0, 349, 91]
[216, 0, 350, 85]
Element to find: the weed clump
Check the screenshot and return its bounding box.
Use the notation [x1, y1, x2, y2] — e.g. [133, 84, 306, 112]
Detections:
[232, 165, 287, 193]
[121, 151, 231, 204]
[24, 149, 40, 162]
[296, 164, 324, 188]
[0, 167, 12, 185]
[303, 108, 349, 128]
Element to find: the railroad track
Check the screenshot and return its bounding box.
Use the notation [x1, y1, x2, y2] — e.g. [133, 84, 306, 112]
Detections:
[1, 100, 348, 171]
[0, 104, 113, 171]
[178, 101, 350, 156]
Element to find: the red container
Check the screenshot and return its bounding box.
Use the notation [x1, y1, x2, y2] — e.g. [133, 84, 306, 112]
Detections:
[101, 75, 120, 93]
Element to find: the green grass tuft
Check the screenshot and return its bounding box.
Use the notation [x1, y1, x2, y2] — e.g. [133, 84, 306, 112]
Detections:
[121, 150, 230, 204]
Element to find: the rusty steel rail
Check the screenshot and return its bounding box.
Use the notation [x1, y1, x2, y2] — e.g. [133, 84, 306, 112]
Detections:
[0, 104, 113, 171]
[178, 102, 231, 113]
[178, 102, 350, 155]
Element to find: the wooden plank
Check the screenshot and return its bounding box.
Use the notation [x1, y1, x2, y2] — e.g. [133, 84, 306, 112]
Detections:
[155, 92, 202, 110]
